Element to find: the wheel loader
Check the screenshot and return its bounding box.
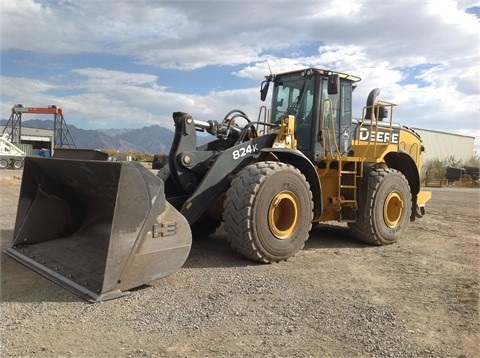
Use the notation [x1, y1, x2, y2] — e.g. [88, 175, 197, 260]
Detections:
[4, 68, 431, 301]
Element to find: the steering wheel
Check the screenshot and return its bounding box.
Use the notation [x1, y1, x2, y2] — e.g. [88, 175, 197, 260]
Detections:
[220, 109, 252, 140]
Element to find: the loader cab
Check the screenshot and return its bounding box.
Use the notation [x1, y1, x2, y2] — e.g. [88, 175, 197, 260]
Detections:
[270, 68, 360, 163]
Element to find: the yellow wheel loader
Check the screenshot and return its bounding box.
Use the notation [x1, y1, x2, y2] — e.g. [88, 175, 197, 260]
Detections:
[4, 68, 431, 301]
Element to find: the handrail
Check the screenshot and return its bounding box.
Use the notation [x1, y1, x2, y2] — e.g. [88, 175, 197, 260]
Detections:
[356, 101, 397, 159]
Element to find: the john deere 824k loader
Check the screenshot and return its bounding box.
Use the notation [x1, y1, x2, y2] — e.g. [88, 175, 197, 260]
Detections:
[4, 68, 431, 301]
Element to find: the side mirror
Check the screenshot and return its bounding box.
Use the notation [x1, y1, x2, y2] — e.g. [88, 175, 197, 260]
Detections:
[260, 80, 269, 101]
[328, 74, 339, 95]
[260, 74, 274, 102]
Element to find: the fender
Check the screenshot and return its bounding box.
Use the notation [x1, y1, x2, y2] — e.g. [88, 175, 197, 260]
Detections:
[384, 150, 421, 221]
[384, 150, 420, 194]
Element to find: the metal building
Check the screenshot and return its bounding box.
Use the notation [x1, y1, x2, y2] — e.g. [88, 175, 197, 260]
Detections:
[19, 126, 54, 156]
[412, 127, 475, 163]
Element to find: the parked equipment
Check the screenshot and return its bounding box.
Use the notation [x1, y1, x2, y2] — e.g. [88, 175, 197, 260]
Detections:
[445, 166, 480, 186]
[464, 166, 480, 181]
[4, 68, 431, 301]
[0, 133, 26, 169]
[446, 167, 465, 182]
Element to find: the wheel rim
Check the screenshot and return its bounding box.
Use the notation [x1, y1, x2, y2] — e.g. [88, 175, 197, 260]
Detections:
[383, 191, 404, 228]
[268, 191, 300, 239]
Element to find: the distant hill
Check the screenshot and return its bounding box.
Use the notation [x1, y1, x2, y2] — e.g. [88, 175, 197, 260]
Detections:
[1, 119, 175, 154]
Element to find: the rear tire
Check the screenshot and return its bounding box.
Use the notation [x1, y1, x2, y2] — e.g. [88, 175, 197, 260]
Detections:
[223, 161, 313, 263]
[349, 168, 412, 245]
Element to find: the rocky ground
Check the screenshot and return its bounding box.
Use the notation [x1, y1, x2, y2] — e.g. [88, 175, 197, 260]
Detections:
[0, 168, 479, 357]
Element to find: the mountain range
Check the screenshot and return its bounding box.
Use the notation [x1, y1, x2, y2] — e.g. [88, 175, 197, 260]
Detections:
[1, 119, 178, 154]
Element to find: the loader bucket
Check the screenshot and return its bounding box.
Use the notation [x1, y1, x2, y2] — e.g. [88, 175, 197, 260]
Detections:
[3, 156, 192, 302]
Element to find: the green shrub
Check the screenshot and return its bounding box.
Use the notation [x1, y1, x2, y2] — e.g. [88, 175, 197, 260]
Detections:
[463, 153, 480, 167]
[425, 153, 480, 179]
[425, 158, 447, 177]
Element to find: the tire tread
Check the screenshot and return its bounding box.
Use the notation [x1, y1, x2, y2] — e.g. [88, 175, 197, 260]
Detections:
[223, 162, 312, 263]
[350, 168, 411, 245]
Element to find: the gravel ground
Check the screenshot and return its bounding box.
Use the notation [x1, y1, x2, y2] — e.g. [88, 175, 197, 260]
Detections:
[0, 168, 479, 357]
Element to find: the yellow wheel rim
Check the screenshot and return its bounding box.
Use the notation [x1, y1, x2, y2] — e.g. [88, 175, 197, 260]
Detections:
[383, 191, 404, 228]
[268, 191, 300, 239]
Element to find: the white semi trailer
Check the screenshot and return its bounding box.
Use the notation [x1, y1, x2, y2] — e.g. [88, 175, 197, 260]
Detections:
[0, 134, 25, 169]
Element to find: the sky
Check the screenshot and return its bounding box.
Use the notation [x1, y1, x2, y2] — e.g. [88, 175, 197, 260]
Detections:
[1, 0, 479, 152]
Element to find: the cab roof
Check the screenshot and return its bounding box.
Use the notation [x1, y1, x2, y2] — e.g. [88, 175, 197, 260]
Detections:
[277, 68, 361, 83]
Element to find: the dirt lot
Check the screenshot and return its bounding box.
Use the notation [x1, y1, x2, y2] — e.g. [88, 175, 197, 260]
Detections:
[1, 169, 479, 357]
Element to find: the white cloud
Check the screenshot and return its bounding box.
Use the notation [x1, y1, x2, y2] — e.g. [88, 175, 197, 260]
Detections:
[0, 0, 478, 152]
[2, 1, 478, 70]
[1, 67, 261, 129]
[72, 68, 160, 87]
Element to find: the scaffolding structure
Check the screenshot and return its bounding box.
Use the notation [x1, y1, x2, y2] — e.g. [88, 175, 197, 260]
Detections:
[2, 104, 76, 149]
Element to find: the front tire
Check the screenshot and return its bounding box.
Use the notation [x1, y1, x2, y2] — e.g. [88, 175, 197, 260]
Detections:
[223, 161, 313, 263]
[0, 159, 8, 169]
[349, 168, 412, 245]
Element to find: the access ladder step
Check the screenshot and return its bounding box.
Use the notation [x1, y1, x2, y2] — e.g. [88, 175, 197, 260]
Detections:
[340, 199, 357, 204]
[340, 170, 357, 174]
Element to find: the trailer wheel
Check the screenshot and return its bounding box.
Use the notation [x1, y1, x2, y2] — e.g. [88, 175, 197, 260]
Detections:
[349, 168, 412, 245]
[12, 160, 23, 169]
[0, 159, 8, 169]
[223, 161, 313, 263]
